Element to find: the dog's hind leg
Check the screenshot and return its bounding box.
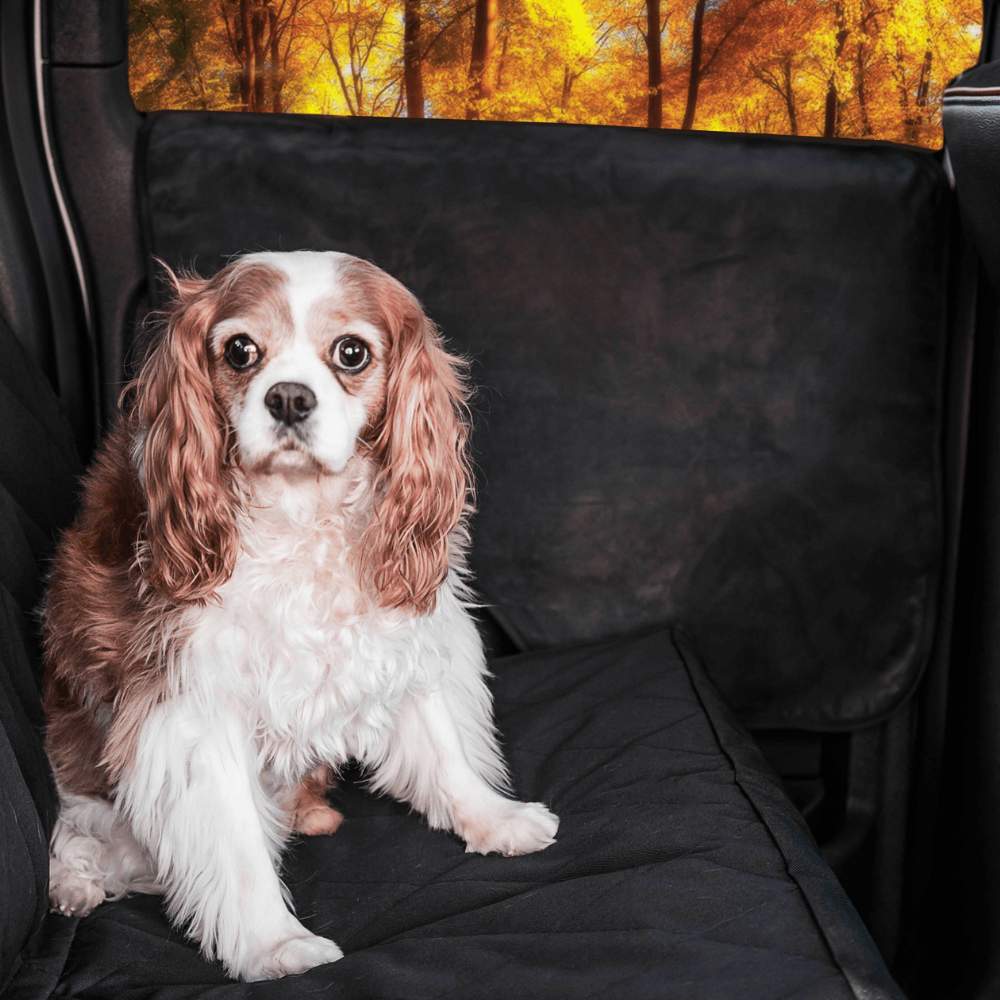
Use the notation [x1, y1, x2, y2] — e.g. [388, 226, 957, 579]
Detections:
[49, 789, 159, 918]
[288, 765, 343, 836]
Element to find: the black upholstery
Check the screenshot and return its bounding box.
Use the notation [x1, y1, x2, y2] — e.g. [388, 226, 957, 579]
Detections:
[7, 629, 901, 1000]
[0, 4, 973, 993]
[0, 319, 77, 992]
[0, 206, 909, 995]
[0, 123, 912, 984]
[139, 112, 953, 731]
[0, 10, 92, 979]
[908, 61, 1000, 999]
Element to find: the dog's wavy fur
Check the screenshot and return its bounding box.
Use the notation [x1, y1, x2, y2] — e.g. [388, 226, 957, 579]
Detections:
[43, 251, 558, 981]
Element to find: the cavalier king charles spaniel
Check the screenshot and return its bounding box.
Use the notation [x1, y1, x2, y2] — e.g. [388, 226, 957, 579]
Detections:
[43, 251, 559, 980]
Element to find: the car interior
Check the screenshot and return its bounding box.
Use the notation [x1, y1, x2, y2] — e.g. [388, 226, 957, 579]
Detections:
[3, 0, 1000, 997]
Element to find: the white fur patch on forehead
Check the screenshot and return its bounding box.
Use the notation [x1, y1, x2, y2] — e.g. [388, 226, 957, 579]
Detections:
[238, 251, 386, 352]
[239, 251, 348, 334]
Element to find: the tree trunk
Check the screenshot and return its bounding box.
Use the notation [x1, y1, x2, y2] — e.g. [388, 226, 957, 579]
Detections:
[269, 7, 283, 113]
[240, 0, 256, 111]
[895, 45, 916, 143]
[915, 48, 933, 107]
[252, 4, 267, 112]
[466, 0, 498, 119]
[913, 48, 933, 142]
[823, 2, 847, 138]
[404, 0, 425, 117]
[495, 29, 509, 91]
[560, 65, 573, 109]
[681, 0, 706, 131]
[822, 85, 836, 137]
[782, 57, 797, 135]
[645, 0, 662, 128]
[855, 43, 871, 136]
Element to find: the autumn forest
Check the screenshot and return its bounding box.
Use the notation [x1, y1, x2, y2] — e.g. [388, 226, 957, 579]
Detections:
[129, 0, 982, 147]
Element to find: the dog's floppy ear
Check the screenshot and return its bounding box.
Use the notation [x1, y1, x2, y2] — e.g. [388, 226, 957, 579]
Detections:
[360, 273, 472, 615]
[130, 264, 242, 602]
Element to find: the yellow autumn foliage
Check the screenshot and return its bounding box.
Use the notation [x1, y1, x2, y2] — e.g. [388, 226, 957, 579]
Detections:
[129, 0, 982, 147]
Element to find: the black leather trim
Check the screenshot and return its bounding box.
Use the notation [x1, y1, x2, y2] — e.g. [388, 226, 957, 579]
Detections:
[48, 0, 126, 68]
[0, 0, 96, 453]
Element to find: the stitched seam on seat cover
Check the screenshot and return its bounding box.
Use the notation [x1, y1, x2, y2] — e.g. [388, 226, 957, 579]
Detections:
[670, 630, 895, 1000]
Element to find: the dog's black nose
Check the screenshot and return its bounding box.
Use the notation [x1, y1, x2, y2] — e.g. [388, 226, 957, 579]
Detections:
[265, 382, 316, 425]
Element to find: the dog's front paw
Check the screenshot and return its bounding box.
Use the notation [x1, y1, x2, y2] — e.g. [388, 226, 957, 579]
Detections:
[459, 800, 559, 857]
[242, 931, 344, 981]
[49, 860, 106, 918]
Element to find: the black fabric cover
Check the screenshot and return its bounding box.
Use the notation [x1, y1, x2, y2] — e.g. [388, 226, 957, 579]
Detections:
[0, 318, 78, 991]
[138, 113, 952, 730]
[8, 629, 901, 1000]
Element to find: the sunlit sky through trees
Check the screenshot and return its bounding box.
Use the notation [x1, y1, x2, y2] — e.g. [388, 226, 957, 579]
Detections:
[129, 0, 982, 148]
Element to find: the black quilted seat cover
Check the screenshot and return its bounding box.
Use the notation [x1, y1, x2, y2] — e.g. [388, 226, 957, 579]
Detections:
[9, 630, 900, 1000]
[138, 112, 952, 731]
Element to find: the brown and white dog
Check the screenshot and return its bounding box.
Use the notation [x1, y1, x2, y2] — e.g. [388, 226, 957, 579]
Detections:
[43, 251, 558, 980]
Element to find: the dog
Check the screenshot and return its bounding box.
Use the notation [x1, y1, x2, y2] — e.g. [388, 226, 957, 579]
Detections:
[43, 251, 559, 980]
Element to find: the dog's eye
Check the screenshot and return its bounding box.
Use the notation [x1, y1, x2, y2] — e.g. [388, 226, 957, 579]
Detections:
[224, 335, 260, 371]
[332, 336, 370, 373]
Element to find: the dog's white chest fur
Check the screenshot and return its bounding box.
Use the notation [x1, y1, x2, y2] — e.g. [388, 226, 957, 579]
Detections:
[182, 471, 459, 785]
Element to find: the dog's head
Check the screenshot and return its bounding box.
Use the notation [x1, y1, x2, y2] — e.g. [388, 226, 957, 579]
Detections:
[130, 251, 471, 612]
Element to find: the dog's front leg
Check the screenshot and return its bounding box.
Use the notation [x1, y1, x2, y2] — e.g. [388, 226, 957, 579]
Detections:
[116, 698, 343, 980]
[372, 685, 559, 856]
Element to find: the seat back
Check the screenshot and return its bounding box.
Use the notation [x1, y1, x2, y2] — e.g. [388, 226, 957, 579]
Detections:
[137, 113, 957, 732]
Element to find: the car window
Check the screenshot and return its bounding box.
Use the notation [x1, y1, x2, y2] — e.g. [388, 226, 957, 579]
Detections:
[128, 0, 982, 148]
